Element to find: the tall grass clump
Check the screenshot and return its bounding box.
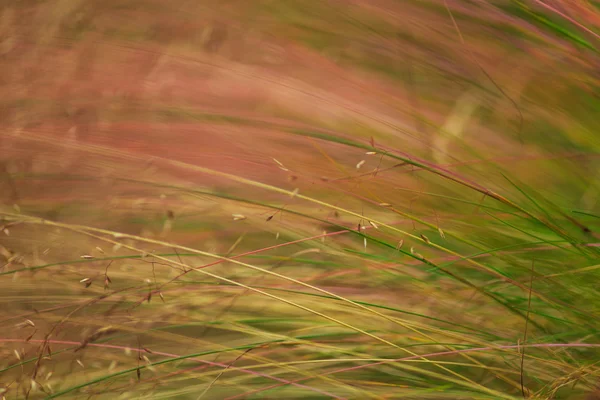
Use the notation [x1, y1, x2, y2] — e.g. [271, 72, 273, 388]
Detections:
[1, 0, 600, 399]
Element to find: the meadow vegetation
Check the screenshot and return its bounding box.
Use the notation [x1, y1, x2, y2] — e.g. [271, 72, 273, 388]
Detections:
[1, 0, 600, 398]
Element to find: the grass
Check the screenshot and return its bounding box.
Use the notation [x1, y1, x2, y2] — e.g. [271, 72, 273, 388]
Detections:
[1, 0, 600, 399]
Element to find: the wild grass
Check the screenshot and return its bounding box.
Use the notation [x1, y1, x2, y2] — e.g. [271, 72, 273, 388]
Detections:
[1, 0, 600, 399]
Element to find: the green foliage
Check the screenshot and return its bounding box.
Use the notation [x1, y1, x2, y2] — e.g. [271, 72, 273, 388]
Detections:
[1, 0, 600, 399]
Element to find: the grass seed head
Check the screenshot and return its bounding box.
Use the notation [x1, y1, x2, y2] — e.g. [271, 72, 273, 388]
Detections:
[26, 330, 36, 341]
[272, 158, 289, 171]
[232, 214, 246, 221]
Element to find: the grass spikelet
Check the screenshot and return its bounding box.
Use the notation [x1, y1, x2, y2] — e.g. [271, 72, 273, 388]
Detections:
[272, 158, 290, 171]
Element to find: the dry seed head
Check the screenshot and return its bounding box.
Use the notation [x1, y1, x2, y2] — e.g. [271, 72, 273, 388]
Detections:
[0, 245, 12, 259]
[232, 214, 246, 221]
[356, 160, 366, 169]
[368, 221, 379, 229]
[76, 359, 84, 368]
[26, 331, 36, 341]
[80, 278, 91, 283]
[378, 202, 392, 207]
[397, 239, 404, 249]
[420, 234, 430, 244]
[438, 228, 445, 239]
[108, 361, 117, 372]
[14, 349, 21, 360]
[366, 151, 377, 155]
[272, 158, 289, 171]
[15, 320, 32, 329]
[364, 237, 367, 250]
[80, 255, 94, 259]
[290, 188, 299, 198]
[96, 326, 115, 335]
[95, 247, 105, 254]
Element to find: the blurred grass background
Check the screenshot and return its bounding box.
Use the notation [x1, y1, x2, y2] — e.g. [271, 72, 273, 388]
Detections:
[1, 0, 600, 398]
